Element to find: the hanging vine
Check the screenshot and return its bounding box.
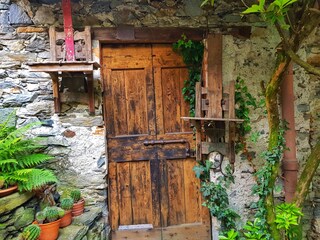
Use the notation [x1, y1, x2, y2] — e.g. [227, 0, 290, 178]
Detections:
[173, 35, 204, 117]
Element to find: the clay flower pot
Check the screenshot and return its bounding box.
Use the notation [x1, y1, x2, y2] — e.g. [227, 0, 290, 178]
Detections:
[72, 198, 85, 216]
[35, 219, 61, 240]
[0, 185, 18, 198]
[60, 210, 72, 228]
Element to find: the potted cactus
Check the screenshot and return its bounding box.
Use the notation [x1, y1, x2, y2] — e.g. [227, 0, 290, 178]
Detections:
[34, 206, 65, 240]
[59, 197, 74, 227]
[70, 189, 85, 216]
[19, 224, 41, 240]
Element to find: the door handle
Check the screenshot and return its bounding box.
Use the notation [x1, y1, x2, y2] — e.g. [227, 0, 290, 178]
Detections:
[143, 139, 191, 157]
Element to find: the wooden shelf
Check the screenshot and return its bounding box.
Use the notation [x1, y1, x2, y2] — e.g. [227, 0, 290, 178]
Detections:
[27, 61, 100, 115]
[27, 61, 100, 72]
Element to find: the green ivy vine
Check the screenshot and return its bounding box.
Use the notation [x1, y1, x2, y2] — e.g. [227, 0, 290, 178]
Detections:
[173, 35, 204, 117]
[194, 161, 239, 232]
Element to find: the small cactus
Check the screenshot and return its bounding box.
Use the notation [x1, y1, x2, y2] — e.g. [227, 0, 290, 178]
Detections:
[60, 197, 74, 210]
[70, 189, 81, 202]
[56, 207, 65, 218]
[21, 224, 41, 240]
[44, 207, 59, 222]
[35, 211, 46, 224]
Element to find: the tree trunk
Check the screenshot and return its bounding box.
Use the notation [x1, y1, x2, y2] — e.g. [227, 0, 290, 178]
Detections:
[293, 141, 320, 208]
[265, 53, 291, 240]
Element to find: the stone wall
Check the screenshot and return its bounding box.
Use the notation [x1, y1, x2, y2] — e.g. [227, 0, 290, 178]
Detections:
[0, 0, 319, 239]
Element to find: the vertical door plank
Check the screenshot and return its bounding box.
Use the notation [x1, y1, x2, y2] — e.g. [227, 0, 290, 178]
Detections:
[109, 162, 119, 230]
[154, 67, 164, 135]
[160, 160, 169, 227]
[162, 68, 181, 133]
[179, 68, 191, 132]
[150, 159, 161, 228]
[145, 67, 156, 136]
[104, 69, 115, 136]
[118, 162, 133, 225]
[207, 34, 223, 118]
[167, 159, 186, 225]
[125, 69, 148, 135]
[184, 159, 201, 223]
[131, 161, 152, 224]
[111, 70, 128, 136]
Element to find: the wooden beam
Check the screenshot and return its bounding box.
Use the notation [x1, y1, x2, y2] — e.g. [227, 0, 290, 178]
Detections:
[28, 61, 100, 72]
[93, 27, 205, 43]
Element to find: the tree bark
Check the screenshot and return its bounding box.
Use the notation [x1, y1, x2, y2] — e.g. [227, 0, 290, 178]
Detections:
[265, 53, 291, 240]
[293, 142, 320, 208]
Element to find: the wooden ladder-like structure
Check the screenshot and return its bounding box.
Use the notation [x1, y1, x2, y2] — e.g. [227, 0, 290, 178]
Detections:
[182, 34, 243, 169]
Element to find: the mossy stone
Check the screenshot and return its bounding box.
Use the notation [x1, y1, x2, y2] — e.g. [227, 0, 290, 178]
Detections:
[14, 208, 35, 230]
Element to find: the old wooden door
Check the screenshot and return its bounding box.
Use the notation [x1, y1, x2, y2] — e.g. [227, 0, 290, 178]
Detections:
[102, 44, 210, 240]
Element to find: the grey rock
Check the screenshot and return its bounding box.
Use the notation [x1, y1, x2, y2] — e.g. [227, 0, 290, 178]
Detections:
[58, 224, 89, 240]
[91, 1, 111, 14]
[0, 10, 9, 26]
[297, 104, 310, 113]
[184, 0, 203, 17]
[0, 108, 16, 126]
[0, 214, 10, 223]
[72, 206, 102, 227]
[3, 93, 38, 107]
[8, 4, 32, 25]
[0, 4, 9, 10]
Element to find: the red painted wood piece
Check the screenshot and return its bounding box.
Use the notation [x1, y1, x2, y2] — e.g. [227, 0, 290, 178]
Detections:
[62, 0, 75, 61]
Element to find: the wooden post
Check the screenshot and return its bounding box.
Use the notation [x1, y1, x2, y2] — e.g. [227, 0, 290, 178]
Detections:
[62, 0, 75, 61]
[86, 73, 95, 115]
[49, 73, 61, 113]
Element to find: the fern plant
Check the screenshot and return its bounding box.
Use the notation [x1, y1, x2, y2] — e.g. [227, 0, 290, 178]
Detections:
[0, 119, 57, 191]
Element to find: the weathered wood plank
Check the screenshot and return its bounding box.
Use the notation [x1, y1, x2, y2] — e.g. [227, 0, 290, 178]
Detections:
[131, 162, 152, 224]
[160, 159, 169, 227]
[94, 28, 205, 42]
[86, 73, 95, 115]
[167, 159, 186, 225]
[49, 26, 57, 61]
[207, 34, 223, 118]
[109, 162, 119, 230]
[154, 67, 164, 135]
[112, 228, 161, 240]
[162, 223, 211, 240]
[184, 159, 201, 223]
[118, 163, 132, 225]
[150, 159, 161, 228]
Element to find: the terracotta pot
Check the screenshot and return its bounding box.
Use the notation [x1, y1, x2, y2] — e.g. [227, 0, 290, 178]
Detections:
[60, 210, 72, 228]
[0, 185, 18, 198]
[35, 219, 61, 240]
[72, 198, 85, 216]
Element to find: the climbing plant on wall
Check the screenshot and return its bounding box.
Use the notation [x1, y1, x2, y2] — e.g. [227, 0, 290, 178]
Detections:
[200, 0, 320, 239]
[173, 35, 204, 117]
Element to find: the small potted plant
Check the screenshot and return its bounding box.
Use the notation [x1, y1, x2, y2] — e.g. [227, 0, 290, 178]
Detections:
[19, 224, 41, 240]
[70, 189, 85, 216]
[34, 206, 65, 240]
[59, 197, 74, 227]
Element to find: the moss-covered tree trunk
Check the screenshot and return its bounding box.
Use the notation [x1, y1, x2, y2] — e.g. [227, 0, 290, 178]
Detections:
[265, 53, 291, 240]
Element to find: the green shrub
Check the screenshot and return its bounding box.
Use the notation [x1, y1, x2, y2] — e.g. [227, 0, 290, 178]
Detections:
[60, 197, 74, 210]
[70, 189, 81, 202]
[0, 120, 57, 191]
[20, 224, 41, 240]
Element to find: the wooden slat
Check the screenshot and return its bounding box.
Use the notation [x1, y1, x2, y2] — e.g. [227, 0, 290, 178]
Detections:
[180, 68, 191, 132]
[228, 81, 236, 164]
[201, 142, 229, 156]
[160, 159, 169, 227]
[150, 159, 161, 228]
[28, 62, 98, 72]
[49, 26, 57, 61]
[184, 159, 201, 223]
[109, 162, 119, 230]
[195, 83, 202, 161]
[84, 26, 92, 61]
[154, 67, 164, 135]
[118, 163, 132, 225]
[131, 161, 152, 224]
[167, 159, 186, 225]
[207, 34, 223, 118]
